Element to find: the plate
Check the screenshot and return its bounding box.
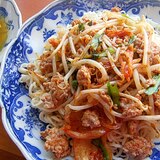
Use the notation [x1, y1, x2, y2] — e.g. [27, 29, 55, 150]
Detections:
[0, 0, 22, 60]
[1, 0, 160, 159]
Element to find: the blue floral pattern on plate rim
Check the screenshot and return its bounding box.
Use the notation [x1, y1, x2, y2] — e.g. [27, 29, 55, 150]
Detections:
[0, 0, 22, 56]
[1, 0, 160, 159]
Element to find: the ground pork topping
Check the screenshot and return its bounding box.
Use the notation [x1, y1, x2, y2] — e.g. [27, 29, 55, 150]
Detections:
[41, 128, 70, 159]
[81, 110, 101, 129]
[123, 136, 152, 159]
[122, 106, 142, 118]
[41, 73, 71, 109]
[77, 65, 91, 88]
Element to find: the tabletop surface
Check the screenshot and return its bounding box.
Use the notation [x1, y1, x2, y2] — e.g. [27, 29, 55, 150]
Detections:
[0, 0, 53, 159]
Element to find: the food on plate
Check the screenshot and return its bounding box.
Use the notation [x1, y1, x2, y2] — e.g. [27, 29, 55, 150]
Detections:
[0, 16, 8, 51]
[19, 7, 160, 159]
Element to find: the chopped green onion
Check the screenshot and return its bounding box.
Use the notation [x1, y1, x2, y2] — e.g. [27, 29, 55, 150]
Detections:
[92, 54, 100, 60]
[107, 82, 120, 106]
[72, 80, 78, 90]
[91, 33, 103, 50]
[145, 74, 160, 95]
[92, 139, 109, 160]
[92, 51, 107, 60]
[128, 35, 136, 44]
[108, 47, 115, 54]
[78, 23, 85, 32]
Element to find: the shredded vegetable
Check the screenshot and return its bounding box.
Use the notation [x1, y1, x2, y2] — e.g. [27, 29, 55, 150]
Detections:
[107, 82, 120, 106]
[92, 139, 110, 160]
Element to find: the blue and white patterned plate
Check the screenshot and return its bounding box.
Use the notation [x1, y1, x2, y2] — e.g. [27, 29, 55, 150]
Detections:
[1, 0, 160, 159]
[0, 0, 22, 60]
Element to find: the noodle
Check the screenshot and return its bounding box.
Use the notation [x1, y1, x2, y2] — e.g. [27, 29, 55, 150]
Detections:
[150, 64, 160, 71]
[107, 51, 123, 79]
[52, 54, 57, 75]
[133, 68, 143, 90]
[68, 104, 93, 111]
[50, 30, 69, 57]
[142, 27, 149, 65]
[61, 39, 69, 74]
[68, 36, 78, 56]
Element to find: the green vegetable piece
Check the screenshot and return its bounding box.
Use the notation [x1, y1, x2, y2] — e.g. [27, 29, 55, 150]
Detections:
[107, 82, 120, 106]
[78, 23, 85, 32]
[92, 53, 100, 60]
[72, 80, 78, 90]
[88, 21, 93, 26]
[92, 139, 109, 160]
[92, 51, 107, 60]
[118, 44, 122, 47]
[145, 74, 160, 95]
[67, 60, 71, 64]
[91, 33, 103, 50]
[108, 47, 115, 54]
[128, 35, 136, 44]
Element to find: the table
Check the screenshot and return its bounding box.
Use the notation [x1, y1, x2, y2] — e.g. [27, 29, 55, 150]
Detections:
[0, 0, 53, 159]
